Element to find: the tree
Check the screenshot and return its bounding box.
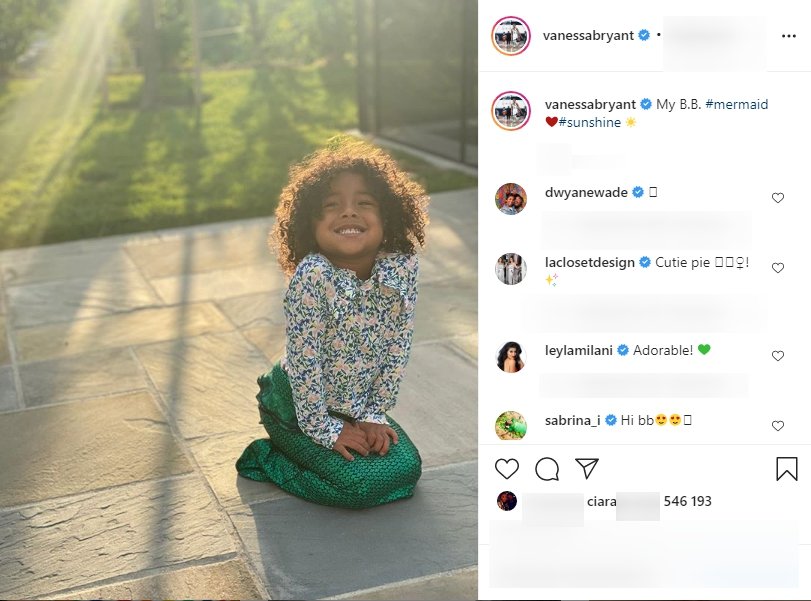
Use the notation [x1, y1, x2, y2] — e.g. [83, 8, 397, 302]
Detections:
[0, 0, 60, 76]
[313, 0, 353, 65]
[245, 0, 267, 67]
[139, 0, 160, 107]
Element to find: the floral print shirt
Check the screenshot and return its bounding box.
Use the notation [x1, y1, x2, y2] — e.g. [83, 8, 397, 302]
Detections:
[283, 252, 419, 449]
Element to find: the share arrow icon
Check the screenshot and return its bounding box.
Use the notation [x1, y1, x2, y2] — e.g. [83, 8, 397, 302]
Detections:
[575, 458, 599, 480]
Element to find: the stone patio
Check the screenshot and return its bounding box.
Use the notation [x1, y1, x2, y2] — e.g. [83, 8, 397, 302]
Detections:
[0, 188, 477, 600]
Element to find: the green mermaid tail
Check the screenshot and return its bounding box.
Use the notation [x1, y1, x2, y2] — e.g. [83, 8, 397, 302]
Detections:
[236, 363, 422, 509]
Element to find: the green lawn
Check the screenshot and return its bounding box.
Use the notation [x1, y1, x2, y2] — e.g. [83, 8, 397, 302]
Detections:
[0, 66, 475, 250]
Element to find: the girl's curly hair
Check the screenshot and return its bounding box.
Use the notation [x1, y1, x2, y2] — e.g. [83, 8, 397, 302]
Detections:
[271, 136, 430, 276]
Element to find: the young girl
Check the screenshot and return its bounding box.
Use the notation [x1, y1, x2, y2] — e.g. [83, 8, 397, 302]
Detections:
[236, 137, 429, 509]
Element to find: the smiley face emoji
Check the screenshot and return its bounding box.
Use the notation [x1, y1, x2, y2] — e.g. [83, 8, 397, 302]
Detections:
[670, 414, 682, 426]
[655, 414, 667, 426]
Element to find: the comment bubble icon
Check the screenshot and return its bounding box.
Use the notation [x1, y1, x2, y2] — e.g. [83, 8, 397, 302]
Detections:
[536, 457, 560, 481]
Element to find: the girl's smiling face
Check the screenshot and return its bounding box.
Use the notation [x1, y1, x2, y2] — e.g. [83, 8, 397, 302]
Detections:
[314, 172, 384, 278]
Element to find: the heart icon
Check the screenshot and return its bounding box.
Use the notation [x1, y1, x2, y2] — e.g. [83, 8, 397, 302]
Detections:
[772, 192, 784, 203]
[495, 458, 519, 479]
[772, 350, 784, 361]
[698, 344, 711, 355]
[772, 262, 784, 273]
[546, 116, 558, 127]
[772, 420, 784, 431]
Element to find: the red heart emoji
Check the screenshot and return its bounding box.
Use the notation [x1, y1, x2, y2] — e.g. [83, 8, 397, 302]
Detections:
[546, 116, 558, 127]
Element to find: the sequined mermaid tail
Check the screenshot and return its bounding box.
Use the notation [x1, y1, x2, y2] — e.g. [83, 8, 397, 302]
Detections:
[236, 363, 422, 509]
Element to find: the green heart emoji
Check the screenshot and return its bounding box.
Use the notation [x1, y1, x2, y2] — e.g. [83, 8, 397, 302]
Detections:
[698, 344, 711, 355]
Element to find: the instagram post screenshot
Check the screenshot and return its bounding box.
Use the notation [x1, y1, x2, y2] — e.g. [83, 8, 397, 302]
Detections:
[480, 1, 811, 600]
[0, 1, 477, 599]
[4, 0, 811, 599]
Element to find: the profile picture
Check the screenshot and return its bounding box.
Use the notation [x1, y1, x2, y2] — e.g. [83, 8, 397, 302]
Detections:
[495, 183, 527, 215]
[495, 411, 527, 440]
[495, 253, 526, 285]
[497, 341, 524, 373]
[492, 91, 530, 130]
[497, 491, 518, 511]
[492, 17, 530, 55]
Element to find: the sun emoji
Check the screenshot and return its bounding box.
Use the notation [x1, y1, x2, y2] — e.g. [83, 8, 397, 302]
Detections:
[626, 117, 637, 127]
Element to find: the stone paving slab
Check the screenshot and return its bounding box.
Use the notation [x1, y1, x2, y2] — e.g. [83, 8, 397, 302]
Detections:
[448, 332, 477, 361]
[231, 461, 476, 601]
[216, 289, 286, 329]
[149, 262, 285, 304]
[15, 302, 234, 362]
[420, 213, 476, 285]
[334, 567, 477, 600]
[0, 217, 267, 268]
[417, 254, 473, 287]
[239, 323, 287, 364]
[134, 331, 270, 439]
[429, 189, 477, 239]
[6, 271, 163, 328]
[414, 278, 476, 345]
[55, 558, 264, 600]
[0, 391, 192, 507]
[0, 476, 235, 599]
[186, 431, 291, 508]
[19, 348, 146, 408]
[0, 366, 16, 411]
[125, 219, 273, 279]
[0, 315, 10, 365]
[0, 232, 155, 266]
[390, 343, 477, 468]
[1, 248, 141, 287]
